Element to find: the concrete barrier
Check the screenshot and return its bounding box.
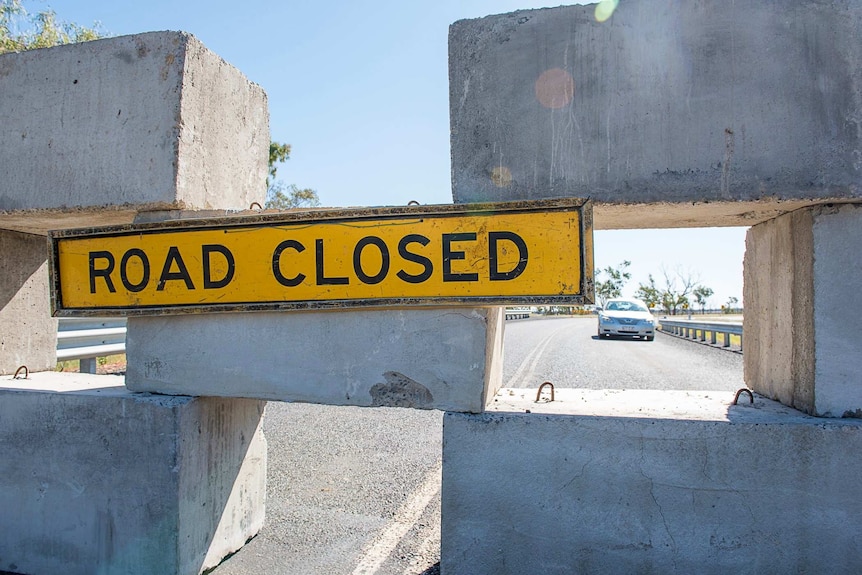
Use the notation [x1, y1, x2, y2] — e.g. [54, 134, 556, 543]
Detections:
[0, 31, 267, 374]
[0, 372, 266, 575]
[0, 31, 268, 236]
[449, 1, 862, 229]
[0, 230, 56, 374]
[745, 203, 862, 417]
[125, 307, 503, 413]
[0, 34, 271, 573]
[442, 389, 862, 574]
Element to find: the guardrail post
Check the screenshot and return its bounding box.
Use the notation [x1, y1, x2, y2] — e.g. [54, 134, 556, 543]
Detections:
[658, 318, 742, 353]
[80, 358, 97, 374]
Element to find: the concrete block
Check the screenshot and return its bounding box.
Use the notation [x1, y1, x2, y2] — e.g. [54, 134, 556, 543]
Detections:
[0, 31, 268, 235]
[745, 203, 862, 417]
[449, 1, 862, 229]
[0, 372, 267, 575]
[442, 389, 862, 574]
[0, 230, 56, 375]
[125, 307, 503, 413]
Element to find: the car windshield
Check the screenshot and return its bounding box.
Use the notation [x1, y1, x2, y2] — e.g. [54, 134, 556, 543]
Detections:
[606, 300, 648, 312]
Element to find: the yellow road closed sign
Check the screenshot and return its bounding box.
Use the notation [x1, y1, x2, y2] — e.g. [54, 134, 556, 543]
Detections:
[49, 199, 593, 316]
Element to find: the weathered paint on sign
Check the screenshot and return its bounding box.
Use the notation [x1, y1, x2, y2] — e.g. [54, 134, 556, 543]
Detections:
[49, 199, 593, 316]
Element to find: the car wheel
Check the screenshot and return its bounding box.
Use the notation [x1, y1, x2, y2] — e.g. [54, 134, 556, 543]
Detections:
[645, 336, 654, 341]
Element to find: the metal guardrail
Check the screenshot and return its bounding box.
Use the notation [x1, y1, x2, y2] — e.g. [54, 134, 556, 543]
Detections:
[57, 317, 127, 374]
[658, 318, 743, 351]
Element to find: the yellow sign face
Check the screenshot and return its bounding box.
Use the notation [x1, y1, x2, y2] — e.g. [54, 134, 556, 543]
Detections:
[49, 200, 593, 316]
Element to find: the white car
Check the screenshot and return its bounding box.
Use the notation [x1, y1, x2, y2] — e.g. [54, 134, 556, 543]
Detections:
[597, 298, 656, 341]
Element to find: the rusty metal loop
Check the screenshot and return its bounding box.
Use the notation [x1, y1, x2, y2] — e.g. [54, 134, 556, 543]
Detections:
[249, 202, 263, 210]
[407, 200, 420, 206]
[536, 381, 555, 403]
[733, 388, 754, 405]
[13, 365, 29, 380]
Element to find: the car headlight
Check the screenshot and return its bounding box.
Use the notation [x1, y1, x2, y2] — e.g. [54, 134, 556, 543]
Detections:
[599, 315, 614, 323]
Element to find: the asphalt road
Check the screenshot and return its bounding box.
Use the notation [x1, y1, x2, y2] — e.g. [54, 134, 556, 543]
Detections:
[503, 315, 745, 391]
[212, 316, 744, 575]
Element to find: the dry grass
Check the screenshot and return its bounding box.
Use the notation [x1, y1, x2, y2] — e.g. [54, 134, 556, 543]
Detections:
[56, 354, 127, 374]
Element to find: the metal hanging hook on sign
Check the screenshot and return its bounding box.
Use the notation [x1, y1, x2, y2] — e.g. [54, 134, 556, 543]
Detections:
[733, 388, 754, 405]
[536, 381, 555, 402]
[13, 365, 29, 379]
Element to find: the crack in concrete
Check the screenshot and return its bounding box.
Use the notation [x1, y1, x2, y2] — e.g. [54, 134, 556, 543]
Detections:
[639, 437, 678, 571]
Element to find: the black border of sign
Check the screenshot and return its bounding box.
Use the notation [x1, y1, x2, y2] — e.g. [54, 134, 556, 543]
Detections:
[48, 198, 594, 317]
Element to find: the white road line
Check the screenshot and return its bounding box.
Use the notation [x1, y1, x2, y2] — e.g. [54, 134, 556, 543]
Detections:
[505, 324, 570, 388]
[351, 462, 442, 575]
[402, 526, 441, 575]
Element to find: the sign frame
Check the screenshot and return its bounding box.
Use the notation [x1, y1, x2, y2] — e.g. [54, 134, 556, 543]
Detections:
[48, 198, 593, 317]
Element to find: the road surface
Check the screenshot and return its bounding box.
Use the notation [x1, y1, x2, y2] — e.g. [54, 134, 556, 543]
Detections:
[213, 316, 744, 574]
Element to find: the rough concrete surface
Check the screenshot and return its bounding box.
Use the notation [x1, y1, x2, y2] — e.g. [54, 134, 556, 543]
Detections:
[442, 388, 862, 574]
[0, 230, 56, 375]
[744, 208, 815, 413]
[745, 204, 862, 417]
[0, 372, 266, 575]
[125, 307, 503, 413]
[0, 31, 268, 235]
[449, 1, 862, 229]
[812, 204, 862, 416]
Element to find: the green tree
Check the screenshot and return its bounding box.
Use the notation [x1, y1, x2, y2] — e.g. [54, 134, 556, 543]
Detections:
[657, 266, 698, 315]
[268, 142, 291, 189]
[265, 140, 320, 209]
[724, 296, 739, 314]
[266, 182, 320, 209]
[595, 260, 631, 307]
[0, 0, 102, 53]
[693, 285, 714, 314]
[634, 274, 661, 309]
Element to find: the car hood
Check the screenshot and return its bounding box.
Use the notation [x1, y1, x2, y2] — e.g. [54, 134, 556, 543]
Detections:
[602, 310, 654, 320]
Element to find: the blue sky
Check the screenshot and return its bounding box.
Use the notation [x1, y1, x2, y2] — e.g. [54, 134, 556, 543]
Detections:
[40, 0, 746, 308]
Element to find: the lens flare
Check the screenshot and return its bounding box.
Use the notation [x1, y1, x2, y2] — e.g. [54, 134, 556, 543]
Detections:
[535, 68, 575, 109]
[491, 166, 513, 188]
[595, 0, 619, 23]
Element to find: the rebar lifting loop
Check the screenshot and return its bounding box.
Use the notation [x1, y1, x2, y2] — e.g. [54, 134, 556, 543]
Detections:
[13, 365, 29, 380]
[536, 381, 555, 403]
[733, 388, 754, 405]
[249, 202, 263, 210]
[407, 200, 421, 206]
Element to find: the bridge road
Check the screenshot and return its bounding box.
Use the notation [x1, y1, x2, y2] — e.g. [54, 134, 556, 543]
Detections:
[212, 316, 745, 575]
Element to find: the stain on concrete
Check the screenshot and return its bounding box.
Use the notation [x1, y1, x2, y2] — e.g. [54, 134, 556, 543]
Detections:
[114, 50, 133, 64]
[721, 127, 735, 198]
[369, 371, 434, 409]
[144, 358, 164, 379]
[161, 52, 176, 82]
[135, 38, 150, 59]
[0, 59, 14, 78]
